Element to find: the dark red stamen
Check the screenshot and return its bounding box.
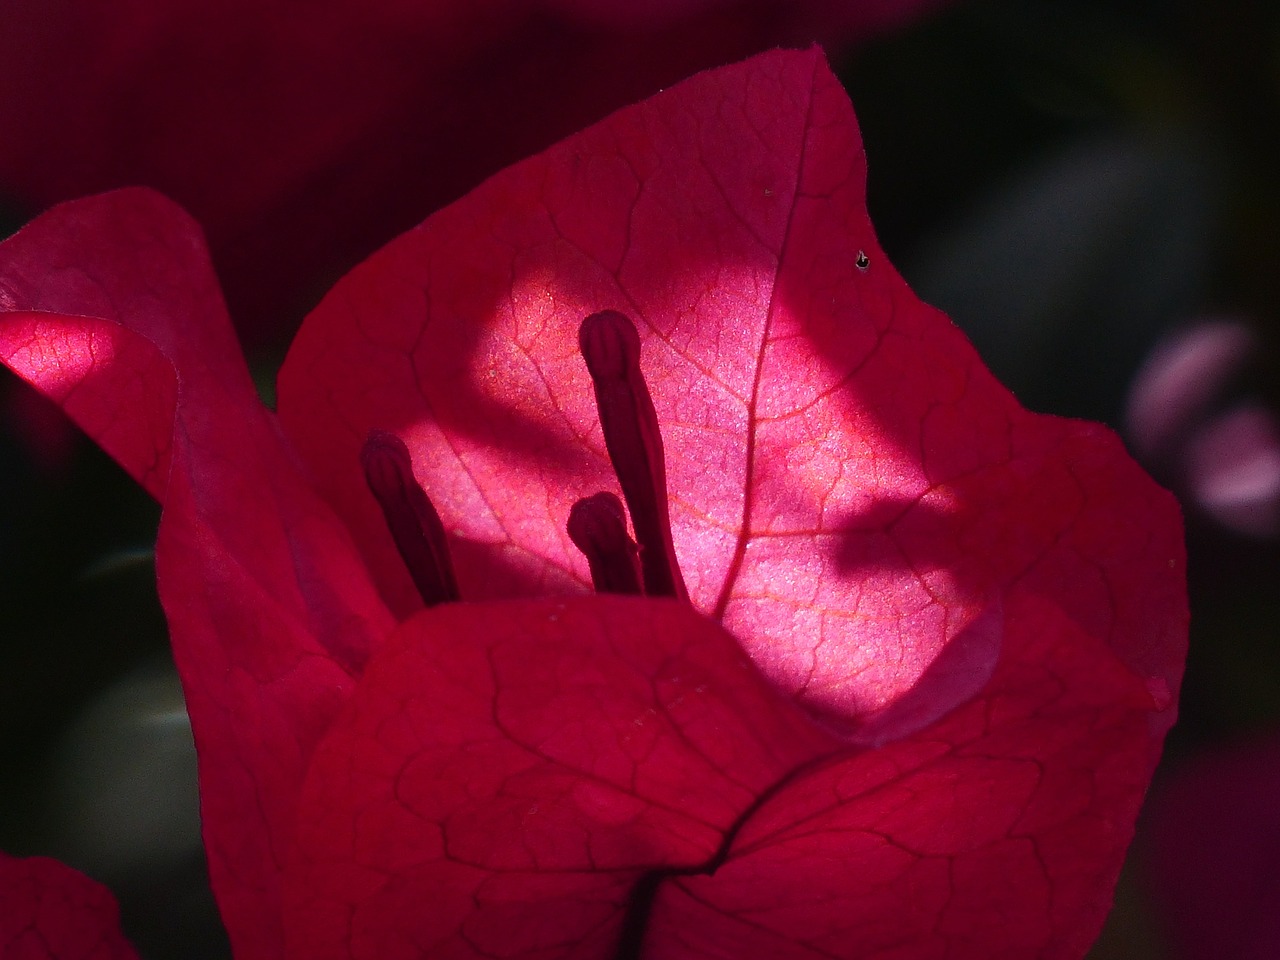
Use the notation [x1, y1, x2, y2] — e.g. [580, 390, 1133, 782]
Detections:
[567, 492, 643, 595]
[361, 430, 460, 607]
[579, 310, 688, 601]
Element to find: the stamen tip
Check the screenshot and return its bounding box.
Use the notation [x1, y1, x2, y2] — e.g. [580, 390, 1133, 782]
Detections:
[579, 310, 641, 381]
[567, 491, 629, 548]
[567, 491, 642, 595]
[361, 430, 413, 497]
[361, 429, 461, 607]
[361, 428, 409, 464]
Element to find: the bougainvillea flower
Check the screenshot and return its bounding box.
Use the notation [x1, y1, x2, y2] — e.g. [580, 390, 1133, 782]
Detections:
[0, 0, 948, 340]
[0, 49, 1185, 959]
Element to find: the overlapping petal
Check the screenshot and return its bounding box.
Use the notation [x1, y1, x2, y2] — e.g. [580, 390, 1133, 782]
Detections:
[0, 193, 394, 959]
[283, 598, 831, 958]
[282, 588, 1170, 957]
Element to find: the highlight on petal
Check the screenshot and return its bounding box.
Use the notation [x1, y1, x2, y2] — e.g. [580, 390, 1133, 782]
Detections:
[277, 49, 980, 733]
[0, 853, 139, 960]
[0, 189, 228, 498]
[279, 46, 1183, 741]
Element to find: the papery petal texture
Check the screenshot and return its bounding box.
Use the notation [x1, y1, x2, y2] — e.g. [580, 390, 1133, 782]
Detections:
[278, 47, 1183, 738]
[283, 589, 1172, 958]
[284, 598, 832, 959]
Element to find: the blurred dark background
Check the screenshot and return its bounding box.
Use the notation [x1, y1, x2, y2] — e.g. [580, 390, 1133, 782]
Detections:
[3, 1, 1278, 957]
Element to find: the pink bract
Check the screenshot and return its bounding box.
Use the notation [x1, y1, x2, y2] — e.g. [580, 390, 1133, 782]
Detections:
[0, 49, 1185, 960]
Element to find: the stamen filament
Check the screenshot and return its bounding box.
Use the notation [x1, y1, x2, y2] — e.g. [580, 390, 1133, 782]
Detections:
[579, 310, 688, 601]
[361, 430, 460, 607]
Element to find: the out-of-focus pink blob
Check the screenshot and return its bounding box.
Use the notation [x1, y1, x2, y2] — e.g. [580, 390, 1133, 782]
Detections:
[1185, 405, 1280, 538]
[1125, 320, 1255, 460]
[1125, 318, 1280, 538]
